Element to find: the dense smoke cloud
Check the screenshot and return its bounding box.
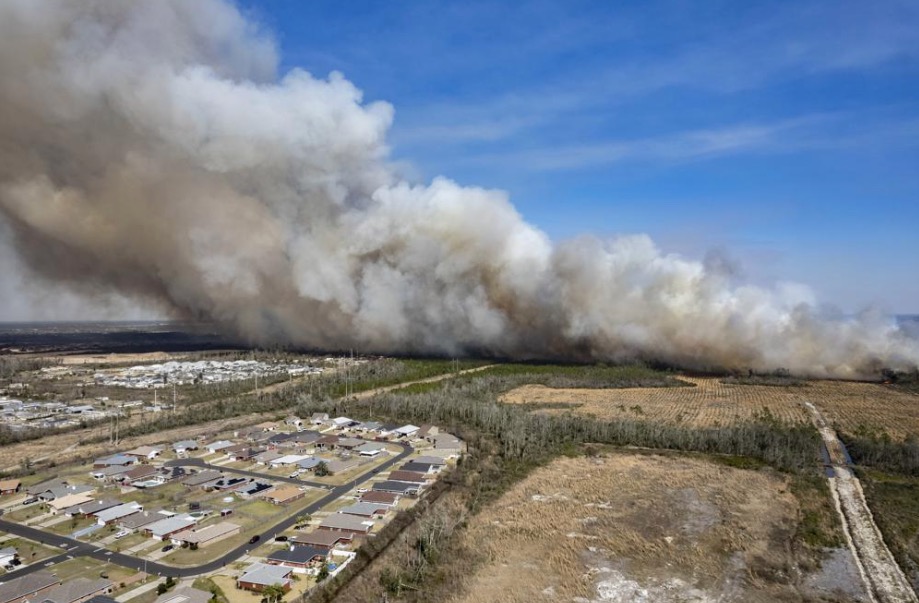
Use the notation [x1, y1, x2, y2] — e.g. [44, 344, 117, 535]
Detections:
[0, 0, 915, 377]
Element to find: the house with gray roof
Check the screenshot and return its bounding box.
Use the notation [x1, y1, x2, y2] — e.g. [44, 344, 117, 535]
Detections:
[64, 499, 121, 517]
[145, 516, 197, 540]
[40, 578, 112, 603]
[154, 587, 212, 603]
[205, 441, 235, 454]
[266, 546, 327, 571]
[372, 481, 420, 495]
[318, 513, 372, 535]
[172, 440, 198, 454]
[119, 510, 164, 531]
[338, 502, 389, 518]
[0, 571, 60, 603]
[95, 502, 143, 525]
[92, 454, 135, 468]
[182, 470, 223, 488]
[237, 563, 292, 593]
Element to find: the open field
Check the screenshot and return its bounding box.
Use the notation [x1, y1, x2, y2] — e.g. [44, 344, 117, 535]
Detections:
[448, 453, 867, 603]
[501, 376, 919, 437]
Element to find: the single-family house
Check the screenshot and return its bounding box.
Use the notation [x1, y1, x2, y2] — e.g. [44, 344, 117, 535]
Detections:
[394, 425, 420, 438]
[356, 421, 383, 433]
[223, 444, 262, 462]
[48, 492, 95, 514]
[237, 563, 292, 593]
[211, 477, 248, 492]
[330, 417, 356, 428]
[123, 446, 163, 462]
[63, 499, 121, 518]
[372, 481, 420, 495]
[317, 514, 372, 535]
[263, 486, 304, 505]
[269, 454, 309, 467]
[92, 454, 135, 469]
[0, 571, 60, 603]
[355, 442, 386, 457]
[26, 479, 67, 497]
[314, 435, 339, 450]
[284, 416, 303, 430]
[95, 503, 143, 525]
[90, 465, 134, 482]
[309, 413, 329, 425]
[336, 437, 365, 450]
[359, 491, 398, 506]
[40, 578, 112, 603]
[290, 530, 353, 550]
[182, 470, 223, 489]
[38, 483, 94, 502]
[122, 465, 158, 483]
[153, 587, 212, 603]
[433, 433, 463, 452]
[266, 546, 327, 572]
[118, 510, 163, 532]
[237, 481, 273, 497]
[254, 450, 284, 465]
[338, 502, 389, 518]
[172, 522, 240, 548]
[296, 457, 321, 471]
[401, 461, 440, 474]
[388, 470, 427, 484]
[0, 479, 21, 495]
[145, 516, 197, 540]
[172, 440, 198, 455]
[205, 441, 235, 454]
[412, 456, 447, 467]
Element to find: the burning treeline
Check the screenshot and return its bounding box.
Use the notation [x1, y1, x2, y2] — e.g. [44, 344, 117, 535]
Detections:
[0, 0, 916, 378]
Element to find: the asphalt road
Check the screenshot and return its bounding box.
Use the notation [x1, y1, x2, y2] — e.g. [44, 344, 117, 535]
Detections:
[0, 443, 412, 579]
[163, 457, 332, 490]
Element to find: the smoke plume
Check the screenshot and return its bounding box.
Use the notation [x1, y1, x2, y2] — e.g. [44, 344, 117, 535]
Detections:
[0, 0, 915, 378]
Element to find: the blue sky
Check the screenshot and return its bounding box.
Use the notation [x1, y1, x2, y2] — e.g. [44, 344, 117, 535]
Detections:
[245, 0, 919, 313]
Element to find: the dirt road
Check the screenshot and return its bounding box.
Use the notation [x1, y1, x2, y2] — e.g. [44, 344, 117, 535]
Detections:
[804, 401, 918, 603]
[352, 364, 496, 399]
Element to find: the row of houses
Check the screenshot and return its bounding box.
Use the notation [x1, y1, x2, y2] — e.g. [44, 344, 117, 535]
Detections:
[0, 572, 112, 603]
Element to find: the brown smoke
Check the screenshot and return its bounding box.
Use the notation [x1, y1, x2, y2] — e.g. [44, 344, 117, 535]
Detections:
[0, 0, 916, 377]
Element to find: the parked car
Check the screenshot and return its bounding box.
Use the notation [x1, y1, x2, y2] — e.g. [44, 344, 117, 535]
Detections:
[22, 497, 37, 505]
[274, 535, 288, 542]
[115, 530, 130, 539]
[249, 535, 260, 544]
[220, 509, 233, 517]
[288, 471, 300, 479]
[161, 544, 174, 552]
[356, 488, 368, 494]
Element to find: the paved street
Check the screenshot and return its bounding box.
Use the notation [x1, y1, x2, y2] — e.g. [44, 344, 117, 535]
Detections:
[0, 442, 411, 578]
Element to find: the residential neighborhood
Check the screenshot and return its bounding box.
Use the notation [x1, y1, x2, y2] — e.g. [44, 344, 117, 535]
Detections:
[0, 414, 463, 602]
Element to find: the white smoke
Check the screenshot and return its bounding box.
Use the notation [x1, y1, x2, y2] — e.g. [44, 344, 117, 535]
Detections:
[0, 0, 915, 377]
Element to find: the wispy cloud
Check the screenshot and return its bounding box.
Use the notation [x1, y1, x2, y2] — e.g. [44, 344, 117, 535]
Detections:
[456, 113, 919, 172]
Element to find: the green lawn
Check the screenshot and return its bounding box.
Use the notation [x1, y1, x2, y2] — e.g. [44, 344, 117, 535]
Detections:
[0, 536, 61, 563]
[161, 534, 243, 567]
[4, 502, 49, 522]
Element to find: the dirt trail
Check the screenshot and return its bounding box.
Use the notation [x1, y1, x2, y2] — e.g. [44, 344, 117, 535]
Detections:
[804, 401, 918, 603]
[352, 364, 496, 399]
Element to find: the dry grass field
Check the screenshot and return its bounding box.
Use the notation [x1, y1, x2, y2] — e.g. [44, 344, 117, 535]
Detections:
[501, 377, 919, 438]
[448, 453, 867, 603]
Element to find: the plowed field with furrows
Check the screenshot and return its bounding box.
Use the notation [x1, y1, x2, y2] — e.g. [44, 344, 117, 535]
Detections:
[501, 377, 919, 437]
